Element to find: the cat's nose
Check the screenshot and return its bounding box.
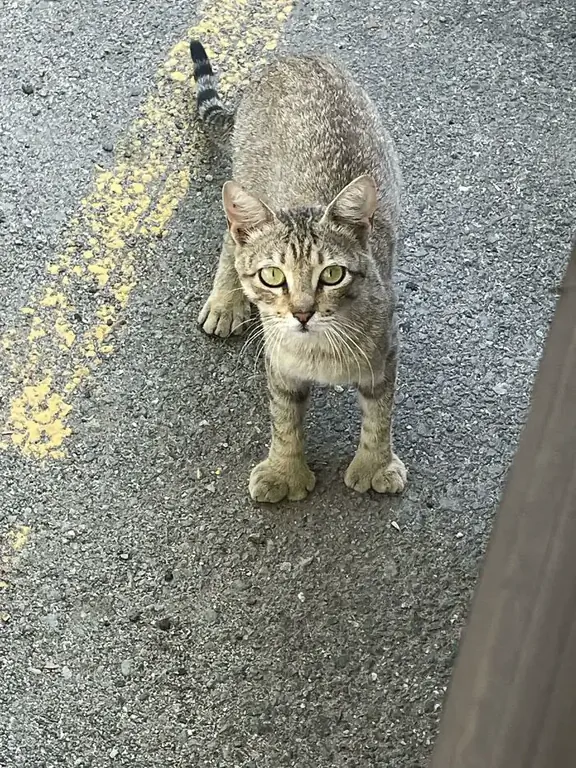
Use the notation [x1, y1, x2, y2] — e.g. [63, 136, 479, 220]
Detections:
[293, 310, 315, 326]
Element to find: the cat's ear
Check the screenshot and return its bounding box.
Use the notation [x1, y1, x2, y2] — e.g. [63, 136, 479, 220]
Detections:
[222, 181, 275, 245]
[322, 175, 378, 231]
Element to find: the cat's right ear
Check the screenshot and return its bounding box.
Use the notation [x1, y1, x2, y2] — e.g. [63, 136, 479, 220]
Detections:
[321, 175, 378, 234]
[222, 181, 274, 245]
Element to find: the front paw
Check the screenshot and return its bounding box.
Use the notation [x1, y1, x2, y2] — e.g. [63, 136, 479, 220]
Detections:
[344, 452, 407, 494]
[249, 458, 316, 503]
[198, 291, 251, 337]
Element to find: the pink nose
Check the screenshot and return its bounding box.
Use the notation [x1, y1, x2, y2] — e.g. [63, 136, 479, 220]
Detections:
[293, 311, 314, 325]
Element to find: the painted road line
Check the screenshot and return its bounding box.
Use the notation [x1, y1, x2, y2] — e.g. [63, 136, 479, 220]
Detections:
[0, 0, 293, 461]
[0, 524, 32, 624]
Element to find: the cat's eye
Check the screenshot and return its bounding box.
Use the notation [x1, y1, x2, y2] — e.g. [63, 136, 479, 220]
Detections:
[259, 266, 286, 288]
[319, 265, 346, 286]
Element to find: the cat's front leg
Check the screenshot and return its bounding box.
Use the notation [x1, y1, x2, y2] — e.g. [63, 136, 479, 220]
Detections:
[345, 349, 407, 494]
[198, 232, 251, 337]
[249, 367, 315, 502]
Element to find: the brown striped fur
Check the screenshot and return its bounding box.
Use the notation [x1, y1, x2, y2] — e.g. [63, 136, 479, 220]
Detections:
[191, 42, 407, 501]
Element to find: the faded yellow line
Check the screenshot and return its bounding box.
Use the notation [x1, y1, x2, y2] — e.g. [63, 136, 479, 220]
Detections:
[1, 524, 32, 623]
[0, 0, 293, 460]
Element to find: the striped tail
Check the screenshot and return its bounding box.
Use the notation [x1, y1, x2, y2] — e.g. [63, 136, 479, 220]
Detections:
[189, 40, 234, 137]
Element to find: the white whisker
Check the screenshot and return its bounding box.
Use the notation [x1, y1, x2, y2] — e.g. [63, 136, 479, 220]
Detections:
[325, 326, 350, 383]
[329, 324, 363, 384]
[333, 318, 375, 391]
[238, 323, 266, 359]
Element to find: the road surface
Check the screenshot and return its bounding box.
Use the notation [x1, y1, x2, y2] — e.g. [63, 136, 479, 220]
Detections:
[1, 0, 574, 765]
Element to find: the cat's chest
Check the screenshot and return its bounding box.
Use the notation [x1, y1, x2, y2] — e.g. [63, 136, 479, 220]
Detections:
[272, 339, 374, 388]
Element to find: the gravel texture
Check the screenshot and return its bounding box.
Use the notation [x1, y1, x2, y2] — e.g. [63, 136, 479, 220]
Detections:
[1, 0, 574, 766]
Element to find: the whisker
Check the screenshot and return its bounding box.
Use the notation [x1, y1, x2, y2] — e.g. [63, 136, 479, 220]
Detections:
[252, 318, 280, 377]
[252, 337, 268, 376]
[325, 326, 349, 384]
[330, 324, 363, 384]
[337, 315, 376, 351]
[238, 324, 266, 359]
[233, 314, 259, 332]
[333, 319, 375, 391]
[268, 324, 288, 390]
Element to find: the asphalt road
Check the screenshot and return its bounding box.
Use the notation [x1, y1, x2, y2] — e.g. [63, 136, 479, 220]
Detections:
[1, 0, 574, 766]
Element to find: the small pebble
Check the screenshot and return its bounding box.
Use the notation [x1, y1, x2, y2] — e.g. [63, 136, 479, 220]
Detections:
[157, 617, 171, 631]
[103, 142, 114, 152]
[120, 659, 131, 677]
[22, 83, 34, 95]
[62, 666, 72, 680]
[204, 607, 218, 625]
[43, 613, 58, 630]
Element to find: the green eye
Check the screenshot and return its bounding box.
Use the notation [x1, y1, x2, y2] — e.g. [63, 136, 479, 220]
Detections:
[319, 265, 346, 286]
[259, 266, 286, 288]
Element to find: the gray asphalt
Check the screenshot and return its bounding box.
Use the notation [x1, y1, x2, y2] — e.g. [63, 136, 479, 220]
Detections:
[1, 0, 574, 766]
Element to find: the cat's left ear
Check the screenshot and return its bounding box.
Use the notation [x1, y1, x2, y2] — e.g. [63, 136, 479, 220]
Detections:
[321, 175, 378, 233]
[222, 181, 275, 246]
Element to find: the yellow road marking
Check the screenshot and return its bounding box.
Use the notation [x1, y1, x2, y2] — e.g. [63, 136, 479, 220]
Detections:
[1, 525, 32, 623]
[0, 0, 293, 460]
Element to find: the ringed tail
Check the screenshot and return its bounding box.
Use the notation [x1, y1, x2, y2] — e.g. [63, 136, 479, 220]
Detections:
[189, 40, 234, 134]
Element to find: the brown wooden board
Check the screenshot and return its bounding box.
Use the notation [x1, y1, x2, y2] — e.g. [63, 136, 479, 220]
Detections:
[429, 240, 576, 768]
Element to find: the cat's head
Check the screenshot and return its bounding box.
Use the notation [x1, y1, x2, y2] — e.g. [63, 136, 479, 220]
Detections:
[223, 175, 378, 339]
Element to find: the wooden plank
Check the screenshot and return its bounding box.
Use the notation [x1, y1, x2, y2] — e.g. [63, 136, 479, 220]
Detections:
[429, 240, 576, 768]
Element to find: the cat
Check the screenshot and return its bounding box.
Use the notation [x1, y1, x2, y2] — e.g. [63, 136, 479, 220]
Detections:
[190, 40, 407, 503]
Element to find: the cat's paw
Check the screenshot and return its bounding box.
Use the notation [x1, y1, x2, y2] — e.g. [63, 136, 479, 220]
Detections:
[198, 291, 251, 337]
[249, 458, 316, 502]
[344, 452, 407, 494]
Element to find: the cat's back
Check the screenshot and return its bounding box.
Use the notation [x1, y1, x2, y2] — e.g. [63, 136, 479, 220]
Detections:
[232, 53, 401, 220]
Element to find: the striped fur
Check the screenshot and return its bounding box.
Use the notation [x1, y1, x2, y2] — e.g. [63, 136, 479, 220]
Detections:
[195, 46, 407, 502]
[189, 40, 234, 136]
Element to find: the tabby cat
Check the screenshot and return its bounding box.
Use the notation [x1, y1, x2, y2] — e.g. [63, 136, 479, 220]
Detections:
[190, 40, 407, 502]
